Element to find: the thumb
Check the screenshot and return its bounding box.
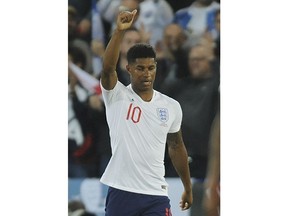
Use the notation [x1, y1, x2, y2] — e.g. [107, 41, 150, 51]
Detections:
[132, 9, 137, 17]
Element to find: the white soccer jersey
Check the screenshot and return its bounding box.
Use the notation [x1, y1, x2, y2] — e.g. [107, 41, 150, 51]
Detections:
[100, 81, 183, 196]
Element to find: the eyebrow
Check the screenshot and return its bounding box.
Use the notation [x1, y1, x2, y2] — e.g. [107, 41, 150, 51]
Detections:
[135, 64, 156, 67]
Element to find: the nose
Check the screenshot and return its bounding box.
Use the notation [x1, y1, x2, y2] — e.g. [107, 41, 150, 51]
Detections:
[143, 68, 151, 76]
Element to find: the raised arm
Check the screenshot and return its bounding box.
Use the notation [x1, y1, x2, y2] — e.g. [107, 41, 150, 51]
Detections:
[167, 130, 193, 211]
[101, 9, 137, 90]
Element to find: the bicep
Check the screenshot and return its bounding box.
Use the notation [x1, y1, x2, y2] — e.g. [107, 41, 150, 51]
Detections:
[167, 130, 184, 150]
[100, 70, 118, 90]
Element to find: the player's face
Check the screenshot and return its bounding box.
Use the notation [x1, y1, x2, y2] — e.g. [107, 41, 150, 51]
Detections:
[127, 58, 157, 92]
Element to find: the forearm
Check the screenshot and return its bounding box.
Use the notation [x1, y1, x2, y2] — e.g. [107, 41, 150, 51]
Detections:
[102, 29, 125, 74]
[101, 10, 137, 89]
[169, 144, 192, 192]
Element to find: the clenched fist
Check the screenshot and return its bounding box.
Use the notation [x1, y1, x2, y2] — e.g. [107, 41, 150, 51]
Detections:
[116, 9, 137, 31]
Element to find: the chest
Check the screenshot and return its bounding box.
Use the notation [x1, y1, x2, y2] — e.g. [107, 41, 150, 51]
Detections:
[122, 99, 172, 127]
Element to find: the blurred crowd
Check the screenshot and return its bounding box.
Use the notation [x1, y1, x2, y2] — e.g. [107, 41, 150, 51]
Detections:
[68, 0, 220, 184]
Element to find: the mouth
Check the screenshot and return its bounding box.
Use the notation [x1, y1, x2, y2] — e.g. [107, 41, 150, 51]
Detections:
[142, 81, 152, 86]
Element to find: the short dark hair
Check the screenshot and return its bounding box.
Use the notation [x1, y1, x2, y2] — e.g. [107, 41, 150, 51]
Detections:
[127, 43, 156, 64]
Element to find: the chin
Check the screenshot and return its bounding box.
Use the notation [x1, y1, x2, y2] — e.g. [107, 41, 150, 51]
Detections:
[140, 84, 153, 91]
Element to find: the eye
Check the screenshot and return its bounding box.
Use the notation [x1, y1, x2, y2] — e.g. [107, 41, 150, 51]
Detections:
[149, 66, 156, 70]
[136, 66, 144, 71]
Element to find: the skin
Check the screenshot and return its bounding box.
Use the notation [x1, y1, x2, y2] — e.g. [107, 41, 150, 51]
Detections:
[119, 0, 140, 21]
[203, 113, 220, 216]
[101, 9, 193, 211]
[101, 10, 138, 91]
[118, 0, 151, 43]
[126, 58, 156, 101]
[163, 23, 187, 52]
[119, 29, 141, 71]
[167, 131, 193, 210]
[188, 45, 214, 79]
[121, 30, 142, 56]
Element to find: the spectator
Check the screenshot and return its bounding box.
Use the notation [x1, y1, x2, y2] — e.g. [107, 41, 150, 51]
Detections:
[68, 45, 110, 178]
[155, 23, 191, 89]
[91, 0, 106, 77]
[97, 0, 122, 24]
[162, 43, 219, 216]
[133, 0, 174, 46]
[68, 0, 92, 43]
[173, 0, 220, 47]
[68, 45, 89, 177]
[165, 0, 192, 13]
[76, 10, 92, 45]
[198, 8, 220, 66]
[69, 0, 92, 18]
[68, 5, 93, 74]
[91, 38, 105, 78]
[69, 5, 79, 42]
[86, 92, 111, 178]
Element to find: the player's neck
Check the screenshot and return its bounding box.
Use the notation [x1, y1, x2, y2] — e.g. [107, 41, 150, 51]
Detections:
[132, 87, 154, 102]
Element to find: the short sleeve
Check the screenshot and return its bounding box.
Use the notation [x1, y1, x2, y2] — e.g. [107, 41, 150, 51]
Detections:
[168, 100, 183, 133]
[100, 81, 125, 106]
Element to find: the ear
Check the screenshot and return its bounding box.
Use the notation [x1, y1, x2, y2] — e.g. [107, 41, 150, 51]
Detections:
[126, 65, 131, 74]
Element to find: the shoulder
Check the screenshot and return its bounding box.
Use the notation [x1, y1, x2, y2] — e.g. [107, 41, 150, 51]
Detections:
[155, 90, 181, 109]
[100, 81, 129, 105]
[100, 80, 126, 92]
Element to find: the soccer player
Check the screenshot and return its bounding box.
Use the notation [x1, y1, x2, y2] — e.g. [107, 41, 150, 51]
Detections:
[100, 9, 193, 215]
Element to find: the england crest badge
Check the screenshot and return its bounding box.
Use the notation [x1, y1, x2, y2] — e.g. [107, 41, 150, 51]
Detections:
[157, 108, 169, 124]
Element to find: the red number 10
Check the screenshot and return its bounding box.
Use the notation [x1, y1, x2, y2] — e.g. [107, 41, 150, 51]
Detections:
[126, 103, 142, 123]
